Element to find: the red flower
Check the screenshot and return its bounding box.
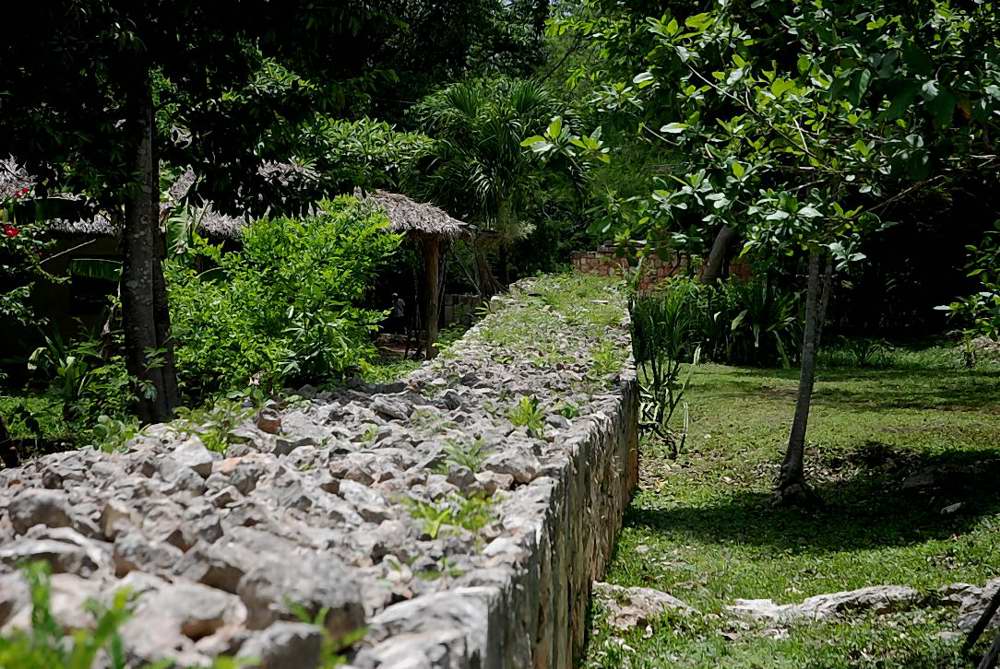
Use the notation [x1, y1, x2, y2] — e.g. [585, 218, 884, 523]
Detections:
[2, 224, 19, 238]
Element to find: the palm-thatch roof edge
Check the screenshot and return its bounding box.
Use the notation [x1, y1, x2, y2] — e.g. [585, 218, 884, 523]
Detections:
[358, 189, 468, 240]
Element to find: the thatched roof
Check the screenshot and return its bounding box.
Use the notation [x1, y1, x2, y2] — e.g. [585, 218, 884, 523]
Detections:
[44, 204, 247, 242]
[1, 156, 36, 201]
[358, 189, 468, 240]
[34, 160, 465, 243]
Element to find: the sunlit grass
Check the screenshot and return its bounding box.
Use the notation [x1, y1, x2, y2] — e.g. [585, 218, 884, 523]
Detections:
[586, 350, 1000, 668]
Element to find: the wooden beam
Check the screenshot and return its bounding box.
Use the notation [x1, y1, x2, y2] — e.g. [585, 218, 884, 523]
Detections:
[422, 237, 441, 359]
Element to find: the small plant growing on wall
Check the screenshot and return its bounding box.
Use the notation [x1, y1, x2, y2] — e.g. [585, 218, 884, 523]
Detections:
[509, 395, 545, 438]
[440, 437, 490, 472]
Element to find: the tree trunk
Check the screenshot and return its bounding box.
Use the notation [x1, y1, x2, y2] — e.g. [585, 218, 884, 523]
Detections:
[121, 65, 177, 424]
[964, 585, 1000, 654]
[532, 0, 548, 38]
[701, 225, 738, 283]
[422, 237, 441, 360]
[473, 236, 501, 297]
[979, 633, 1000, 669]
[775, 250, 823, 505]
[815, 255, 834, 349]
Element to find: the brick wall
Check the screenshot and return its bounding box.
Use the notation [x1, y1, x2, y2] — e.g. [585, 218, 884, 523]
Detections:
[571, 246, 751, 292]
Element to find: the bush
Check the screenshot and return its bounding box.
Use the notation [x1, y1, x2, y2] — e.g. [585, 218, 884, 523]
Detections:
[699, 277, 800, 367]
[938, 224, 1000, 345]
[167, 196, 400, 398]
[26, 327, 141, 447]
[0, 562, 132, 669]
[637, 276, 801, 369]
[630, 283, 701, 456]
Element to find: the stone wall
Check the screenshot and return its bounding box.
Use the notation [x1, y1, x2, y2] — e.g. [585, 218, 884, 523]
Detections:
[0, 274, 637, 669]
[572, 245, 752, 292]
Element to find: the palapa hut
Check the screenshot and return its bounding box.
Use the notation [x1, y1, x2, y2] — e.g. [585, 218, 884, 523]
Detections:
[355, 189, 468, 359]
[34, 170, 468, 359]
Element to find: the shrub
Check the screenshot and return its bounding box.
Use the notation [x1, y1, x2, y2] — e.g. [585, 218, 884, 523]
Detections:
[27, 327, 141, 441]
[630, 284, 701, 457]
[167, 196, 400, 398]
[698, 277, 800, 367]
[0, 562, 132, 669]
[637, 276, 800, 368]
[938, 224, 1000, 347]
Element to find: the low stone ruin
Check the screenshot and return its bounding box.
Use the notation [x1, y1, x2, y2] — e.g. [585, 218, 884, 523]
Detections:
[0, 277, 639, 668]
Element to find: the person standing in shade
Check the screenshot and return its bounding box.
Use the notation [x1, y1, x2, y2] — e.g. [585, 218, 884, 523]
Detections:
[391, 293, 406, 334]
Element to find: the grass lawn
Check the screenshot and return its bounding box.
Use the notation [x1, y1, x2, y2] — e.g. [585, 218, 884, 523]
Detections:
[586, 348, 1000, 668]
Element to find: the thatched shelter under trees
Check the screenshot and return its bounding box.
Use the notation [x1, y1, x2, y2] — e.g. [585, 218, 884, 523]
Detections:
[34, 168, 468, 360]
[356, 189, 468, 359]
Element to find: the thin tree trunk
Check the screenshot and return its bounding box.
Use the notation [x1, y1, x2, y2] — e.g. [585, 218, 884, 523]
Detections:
[701, 225, 738, 283]
[121, 64, 177, 424]
[422, 237, 441, 359]
[473, 236, 500, 297]
[775, 250, 823, 504]
[964, 586, 1000, 654]
[150, 128, 179, 412]
[979, 633, 1000, 669]
[815, 255, 834, 349]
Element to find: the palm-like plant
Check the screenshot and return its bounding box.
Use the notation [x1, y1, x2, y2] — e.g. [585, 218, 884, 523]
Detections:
[410, 78, 567, 293]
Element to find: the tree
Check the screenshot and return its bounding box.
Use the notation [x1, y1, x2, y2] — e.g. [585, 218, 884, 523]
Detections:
[557, 0, 1000, 502]
[410, 78, 572, 293]
[0, 1, 404, 422]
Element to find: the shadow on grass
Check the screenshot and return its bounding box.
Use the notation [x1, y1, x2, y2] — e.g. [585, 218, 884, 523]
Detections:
[692, 367, 1000, 413]
[626, 447, 1000, 554]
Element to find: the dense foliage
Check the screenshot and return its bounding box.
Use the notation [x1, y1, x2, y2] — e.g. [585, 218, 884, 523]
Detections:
[167, 197, 399, 397]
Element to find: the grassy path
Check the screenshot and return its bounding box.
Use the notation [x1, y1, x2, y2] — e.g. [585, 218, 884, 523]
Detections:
[586, 356, 1000, 668]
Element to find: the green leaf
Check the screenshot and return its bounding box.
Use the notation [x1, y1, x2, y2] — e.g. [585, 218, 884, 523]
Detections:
[684, 12, 712, 31]
[68, 258, 122, 282]
[520, 135, 546, 147]
[798, 206, 822, 219]
[546, 116, 563, 139]
[633, 72, 655, 88]
[845, 69, 872, 106]
[883, 82, 920, 120]
[660, 122, 688, 134]
[731, 162, 746, 179]
[770, 79, 796, 98]
[927, 88, 956, 127]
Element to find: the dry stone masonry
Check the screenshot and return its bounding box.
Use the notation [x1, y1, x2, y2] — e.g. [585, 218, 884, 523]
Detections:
[0, 275, 639, 669]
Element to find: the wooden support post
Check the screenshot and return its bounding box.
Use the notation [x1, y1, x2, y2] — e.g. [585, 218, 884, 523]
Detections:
[422, 236, 440, 359]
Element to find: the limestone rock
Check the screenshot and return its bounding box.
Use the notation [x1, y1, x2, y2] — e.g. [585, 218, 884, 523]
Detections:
[0, 572, 30, 627]
[0, 527, 110, 577]
[8, 488, 73, 534]
[2, 573, 105, 632]
[727, 585, 921, 623]
[237, 557, 364, 639]
[237, 621, 324, 669]
[372, 396, 413, 421]
[113, 531, 184, 577]
[482, 448, 541, 485]
[944, 578, 1000, 633]
[592, 582, 696, 630]
[169, 437, 216, 479]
